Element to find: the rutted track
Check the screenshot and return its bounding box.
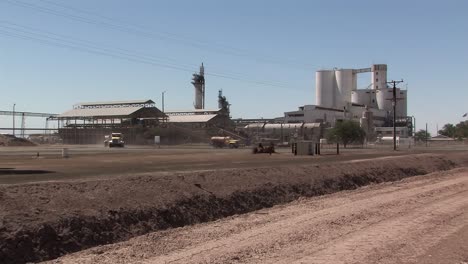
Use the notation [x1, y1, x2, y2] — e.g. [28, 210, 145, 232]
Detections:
[0, 153, 462, 263]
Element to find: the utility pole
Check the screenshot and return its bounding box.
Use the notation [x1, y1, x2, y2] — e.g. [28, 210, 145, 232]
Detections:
[12, 103, 16, 136]
[162, 91, 166, 113]
[387, 80, 404, 151]
[425, 123, 428, 147]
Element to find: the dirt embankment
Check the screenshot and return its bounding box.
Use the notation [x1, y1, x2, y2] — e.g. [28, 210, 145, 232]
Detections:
[0, 154, 460, 263]
[50, 168, 468, 264]
[0, 135, 36, 147]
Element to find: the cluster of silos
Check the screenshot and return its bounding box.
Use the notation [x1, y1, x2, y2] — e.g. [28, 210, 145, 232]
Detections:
[315, 64, 407, 117]
[315, 69, 357, 110]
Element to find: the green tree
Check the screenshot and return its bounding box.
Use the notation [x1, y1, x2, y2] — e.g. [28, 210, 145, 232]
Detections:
[414, 129, 431, 142]
[438, 124, 456, 138]
[437, 121, 468, 140]
[455, 121, 468, 139]
[326, 120, 366, 148]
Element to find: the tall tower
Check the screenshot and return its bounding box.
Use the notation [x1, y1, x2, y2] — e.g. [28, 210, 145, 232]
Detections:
[371, 64, 387, 90]
[192, 63, 205, 109]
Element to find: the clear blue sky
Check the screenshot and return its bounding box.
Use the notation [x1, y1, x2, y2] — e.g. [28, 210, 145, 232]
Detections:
[1, 0, 467, 133]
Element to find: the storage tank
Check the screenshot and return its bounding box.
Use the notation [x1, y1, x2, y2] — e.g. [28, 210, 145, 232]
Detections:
[396, 90, 407, 117]
[371, 64, 387, 90]
[352, 90, 378, 108]
[315, 70, 336, 108]
[376, 88, 396, 112]
[335, 69, 354, 109]
[351, 90, 370, 105]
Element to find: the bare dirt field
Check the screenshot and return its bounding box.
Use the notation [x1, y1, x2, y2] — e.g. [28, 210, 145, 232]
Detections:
[0, 145, 426, 185]
[48, 167, 468, 264]
[0, 145, 467, 263]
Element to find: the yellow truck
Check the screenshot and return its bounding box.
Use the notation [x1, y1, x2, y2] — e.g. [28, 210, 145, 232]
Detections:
[104, 133, 125, 148]
[210, 136, 239, 148]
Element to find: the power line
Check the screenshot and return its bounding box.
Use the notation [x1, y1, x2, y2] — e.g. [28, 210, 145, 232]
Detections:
[4, 0, 316, 70]
[0, 20, 282, 84]
[0, 22, 291, 88]
[37, 0, 317, 69]
[0, 24, 289, 88]
[0, 21, 199, 70]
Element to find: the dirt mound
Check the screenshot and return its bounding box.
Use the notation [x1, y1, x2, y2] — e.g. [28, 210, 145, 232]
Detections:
[0, 154, 458, 263]
[51, 168, 468, 264]
[0, 134, 36, 147]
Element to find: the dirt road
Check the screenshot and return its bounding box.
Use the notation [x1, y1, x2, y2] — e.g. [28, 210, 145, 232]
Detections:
[1, 145, 466, 185]
[0, 146, 408, 185]
[50, 167, 468, 264]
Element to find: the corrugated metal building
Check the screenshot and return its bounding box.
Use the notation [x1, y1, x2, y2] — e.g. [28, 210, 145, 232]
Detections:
[53, 99, 167, 144]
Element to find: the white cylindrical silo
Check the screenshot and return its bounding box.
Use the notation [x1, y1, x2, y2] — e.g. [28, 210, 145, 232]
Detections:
[316, 70, 335, 108]
[376, 88, 396, 112]
[371, 64, 387, 90]
[396, 90, 407, 117]
[351, 90, 369, 105]
[352, 73, 358, 91]
[335, 69, 354, 109]
[351, 90, 377, 107]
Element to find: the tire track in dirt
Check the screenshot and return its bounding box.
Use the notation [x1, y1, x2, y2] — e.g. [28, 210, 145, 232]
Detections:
[50, 168, 468, 264]
[144, 172, 466, 264]
[288, 192, 467, 264]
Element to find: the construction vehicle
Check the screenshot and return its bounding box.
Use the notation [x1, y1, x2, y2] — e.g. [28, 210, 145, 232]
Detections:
[252, 142, 275, 154]
[104, 133, 125, 147]
[210, 136, 239, 148]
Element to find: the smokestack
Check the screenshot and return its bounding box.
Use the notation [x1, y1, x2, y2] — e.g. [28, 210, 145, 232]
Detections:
[192, 63, 205, 109]
[218, 90, 223, 109]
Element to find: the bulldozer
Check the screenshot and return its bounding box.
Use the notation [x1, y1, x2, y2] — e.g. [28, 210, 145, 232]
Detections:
[252, 142, 275, 154]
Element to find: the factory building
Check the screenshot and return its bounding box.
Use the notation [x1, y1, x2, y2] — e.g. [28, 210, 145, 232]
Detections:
[51, 63, 242, 145]
[283, 64, 410, 139]
[242, 64, 411, 143]
[54, 99, 233, 145]
[54, 99, 167, 144]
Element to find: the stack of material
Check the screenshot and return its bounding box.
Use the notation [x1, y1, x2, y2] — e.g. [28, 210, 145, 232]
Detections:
[0, 134, 36, 146]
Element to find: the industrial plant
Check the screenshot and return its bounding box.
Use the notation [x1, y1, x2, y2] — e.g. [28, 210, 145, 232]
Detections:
[244, 64, 412, 144]
[1, 63, 412, 146]
[285, 64, 407, 125]
[41, 63, 234, 145]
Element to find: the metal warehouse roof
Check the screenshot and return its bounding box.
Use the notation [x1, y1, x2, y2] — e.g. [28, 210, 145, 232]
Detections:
[77, 99, 155, 107]
[165, 109, 221, 115]
[59, 106, 143, 118]
[167, 114, 218, 123]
